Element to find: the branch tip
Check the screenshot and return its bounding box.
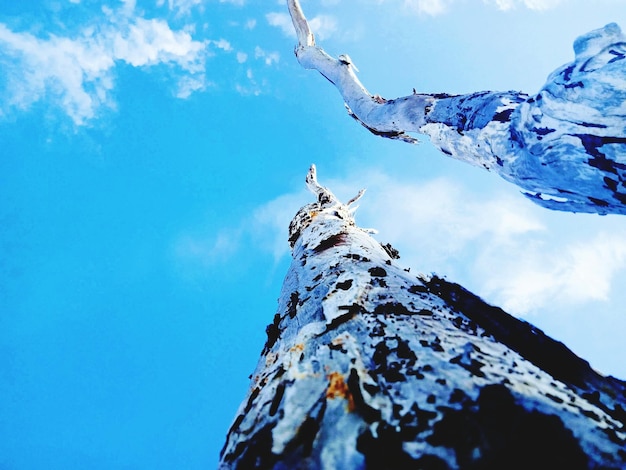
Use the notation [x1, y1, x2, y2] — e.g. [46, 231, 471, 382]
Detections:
[287, 0, 315, 47]
[347, 189, 366, 206]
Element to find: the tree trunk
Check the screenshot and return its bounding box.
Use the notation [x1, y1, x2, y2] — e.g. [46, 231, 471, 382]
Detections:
[219, 166, 626, 469]
[286, 0, 626, 216]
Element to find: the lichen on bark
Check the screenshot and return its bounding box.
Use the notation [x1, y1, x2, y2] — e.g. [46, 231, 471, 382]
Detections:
[219, 166, 626, 469]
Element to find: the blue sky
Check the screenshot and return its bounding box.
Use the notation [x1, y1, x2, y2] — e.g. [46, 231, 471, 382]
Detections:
[1, 0, 626, 468]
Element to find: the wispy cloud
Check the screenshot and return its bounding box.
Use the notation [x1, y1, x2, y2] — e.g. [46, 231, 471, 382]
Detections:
[173, 229, 242, 267]
[483, 0, 564, 10]
[398, 0, 565, 15]
[172, 190, 308, 272]
[0, 4, 209, 124]
[266, 12, 338, 41]
[157, 0, 245, 16]
[480, 232, 626, 313]
[157, 0, 203, 16]
[254, 46, 280, 66]
[252, 190, 310, 260]
[247, 169, 626, 317]
[406, 0, 452, 16]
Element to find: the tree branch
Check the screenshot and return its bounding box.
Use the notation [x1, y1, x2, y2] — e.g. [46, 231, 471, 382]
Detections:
[286, 1, 626, 216]
[286, 0, 424, 143]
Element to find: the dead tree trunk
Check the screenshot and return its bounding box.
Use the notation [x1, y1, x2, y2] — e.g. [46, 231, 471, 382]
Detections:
[286, 0, 626, 216]
[219, 166, 626, 469]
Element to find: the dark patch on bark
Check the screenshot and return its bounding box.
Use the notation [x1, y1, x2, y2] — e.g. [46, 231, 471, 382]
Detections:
[313, 233, 349, 253]
[373, 302, 415, 316]
[579, 408, 601, 422]
[320, 311, 356, 335]
[262, 313, 282, 355]
[424, 275, 626, 396]
[492, 108, 514, 122]
[450, 353, 486, 378]
[328, 341, 346, 352]
[348, 368, 382, 423]
[372, 341, 404, 383]
[545, 392, 564, 404]
[336, 279, 353, 290]
[380, 242, 401, 259]
[269, 381, 288, 416]
[357, 422, 447, 469]
[425, 275, 626, 434]
[399, 402, 438, 437]
[579, 134, 626, 172]
[371, 277, 388, 288]
[393, 336, 418, 361]
[223, 423, 277, 468]
[428, 384, 589, 469]
[564, 81, 584, 89]
[420, 338, 445, 353]
[280, 395, 327, 463]
[562, 64, 575, 81]
[244, 387, 261, 414]
[368, 266, 388, 277]
[344, 253, 370, 262]
[449, 388, 469, 404]
[408, 284, 428, 294]
[531, 126, 556, 136]
[287, 291, 299, 318]
[604, 176, 619, 192]
[589, 196, 610, 207]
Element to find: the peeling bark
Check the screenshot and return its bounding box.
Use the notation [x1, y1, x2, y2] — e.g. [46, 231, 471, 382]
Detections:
[219, 166, 626, 469]
[287, 0, 626, 215]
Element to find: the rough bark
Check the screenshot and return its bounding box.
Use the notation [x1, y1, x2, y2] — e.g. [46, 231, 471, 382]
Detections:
[219, 166, 626, 469]
[287, 0, 626, 216]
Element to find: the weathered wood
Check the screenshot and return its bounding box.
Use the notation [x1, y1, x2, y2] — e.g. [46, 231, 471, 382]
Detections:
[287, 0, 626, 215]
[219, 166, 626, 469]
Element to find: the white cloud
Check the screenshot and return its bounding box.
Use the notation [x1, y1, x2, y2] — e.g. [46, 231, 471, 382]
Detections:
[307, 14, 338, 41]
[173, 190, 308, 271]
[481, 232, 626, 313]
[406, 0, 452, 16]
[254, 46, 280, 66]
[248, 169, 626, 318]
[349, 174, 626, 316]
[173, 229, 242, 267]
[316, 172, 540, 245]
[236, 51, 248, 63]
[253, 191, 310, 260]
[210, 38, 233, 52]
[235, 68, 264, 96]
[0, 5, 209, 124]
[176, 75, 212, 99]
[266, 12, 295, 38]
[398, 0, 565, 15]
[157, 0, 202, 16]
[157, 0, 246, 15]
[484, 0, 563, 10]
[266, 12, 337, 41]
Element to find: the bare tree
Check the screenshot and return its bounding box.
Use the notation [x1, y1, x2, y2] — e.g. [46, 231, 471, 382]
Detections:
[219, 166, 626, 469]
[287, 0, 626, 215]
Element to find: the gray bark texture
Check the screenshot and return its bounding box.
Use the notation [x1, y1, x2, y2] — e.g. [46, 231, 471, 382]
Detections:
[287, 0, 626, 215]
[219, 166, 626, 469]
